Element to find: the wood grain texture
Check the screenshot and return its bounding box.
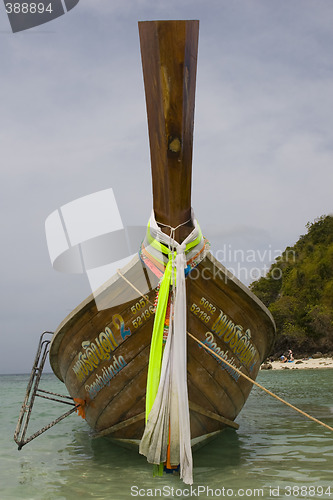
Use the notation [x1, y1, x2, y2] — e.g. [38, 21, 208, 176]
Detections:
[139, 20, 199, 242]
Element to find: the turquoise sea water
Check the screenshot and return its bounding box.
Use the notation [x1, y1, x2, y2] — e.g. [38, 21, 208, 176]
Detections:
[0, 370, 332, 500]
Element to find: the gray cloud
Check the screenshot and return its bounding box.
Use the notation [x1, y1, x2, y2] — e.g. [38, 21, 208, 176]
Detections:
[1, 0, 332, 373]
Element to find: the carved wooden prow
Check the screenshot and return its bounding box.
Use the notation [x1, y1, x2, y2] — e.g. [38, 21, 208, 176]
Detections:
[139, 20, 199, 242]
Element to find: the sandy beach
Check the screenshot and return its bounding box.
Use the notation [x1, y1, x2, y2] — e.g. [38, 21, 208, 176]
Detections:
[264, 357, 333, 370]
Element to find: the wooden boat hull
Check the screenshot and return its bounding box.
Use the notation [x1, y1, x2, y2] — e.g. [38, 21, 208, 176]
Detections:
[49, 251, 276, 443]
[49, 21, 276, 452]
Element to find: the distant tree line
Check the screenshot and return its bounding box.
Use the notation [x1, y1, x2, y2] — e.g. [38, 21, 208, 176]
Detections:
[250, 215, 333, 356]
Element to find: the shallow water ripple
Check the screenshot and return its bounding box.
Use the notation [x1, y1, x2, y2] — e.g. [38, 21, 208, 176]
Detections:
[0, 370, 332, 499]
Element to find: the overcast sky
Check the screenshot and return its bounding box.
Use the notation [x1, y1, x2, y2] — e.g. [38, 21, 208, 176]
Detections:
[1, 0, 332, 374]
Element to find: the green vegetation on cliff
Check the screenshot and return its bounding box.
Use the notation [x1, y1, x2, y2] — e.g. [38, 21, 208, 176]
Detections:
[250, 215, 333, 355]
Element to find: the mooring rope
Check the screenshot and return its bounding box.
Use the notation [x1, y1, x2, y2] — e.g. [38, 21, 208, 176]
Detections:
[117, 269, 150, 302]
[116, 269, 333, 434]
[186, 331, 333, 432]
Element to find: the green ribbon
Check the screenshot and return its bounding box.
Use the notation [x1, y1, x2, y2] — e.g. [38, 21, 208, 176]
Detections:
[145, 254, 175, 421]
[144, 223, 204, 422]
[146, 221, 203, 260]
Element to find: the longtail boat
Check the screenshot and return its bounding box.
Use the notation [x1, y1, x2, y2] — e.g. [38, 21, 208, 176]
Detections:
[48, 20, 276, 484]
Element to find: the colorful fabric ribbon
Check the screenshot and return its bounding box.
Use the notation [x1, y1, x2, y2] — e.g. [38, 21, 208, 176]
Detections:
[139, 210, 209, 485]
